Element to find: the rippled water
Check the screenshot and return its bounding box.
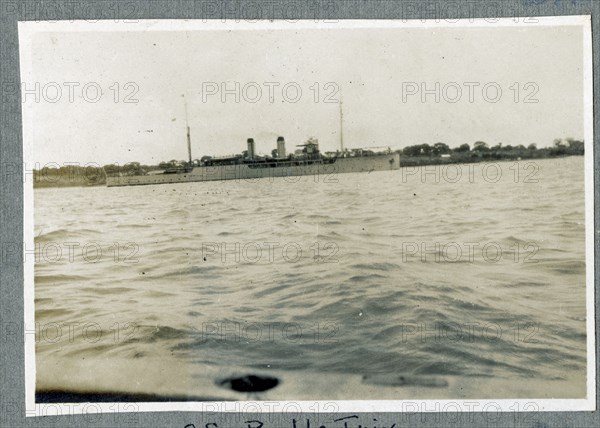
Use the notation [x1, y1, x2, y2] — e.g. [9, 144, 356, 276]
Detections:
[34, 156, 587, 398]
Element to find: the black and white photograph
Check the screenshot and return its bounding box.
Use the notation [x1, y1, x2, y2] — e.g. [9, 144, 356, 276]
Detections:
[19, 17, 594, 415]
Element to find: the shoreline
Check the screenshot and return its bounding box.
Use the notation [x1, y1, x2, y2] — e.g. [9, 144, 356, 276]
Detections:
[32, 152, 583, 189]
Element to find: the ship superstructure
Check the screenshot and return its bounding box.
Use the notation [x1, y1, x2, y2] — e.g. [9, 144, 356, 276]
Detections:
[106, 104, 400, 187]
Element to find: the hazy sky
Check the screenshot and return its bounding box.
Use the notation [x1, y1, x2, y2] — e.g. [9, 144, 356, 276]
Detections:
[24, 21, 585, 165]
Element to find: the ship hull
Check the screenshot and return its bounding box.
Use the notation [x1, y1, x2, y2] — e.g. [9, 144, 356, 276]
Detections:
[106, 153, 400, 187]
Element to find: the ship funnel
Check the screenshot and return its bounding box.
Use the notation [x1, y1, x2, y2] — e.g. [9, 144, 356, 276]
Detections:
[247, 138, 255, 159]
[277, 136, 286, 158]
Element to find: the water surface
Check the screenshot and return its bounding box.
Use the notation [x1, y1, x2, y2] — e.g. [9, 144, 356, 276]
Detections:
[34, 156, 588, 398]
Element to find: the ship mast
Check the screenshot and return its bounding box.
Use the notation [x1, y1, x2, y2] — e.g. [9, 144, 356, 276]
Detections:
[339, 99, 344, 153]
[184, 94, 192, 165]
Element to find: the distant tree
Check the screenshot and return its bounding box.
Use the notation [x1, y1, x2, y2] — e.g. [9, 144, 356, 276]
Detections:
[491, 143, 502, 151]
[553, 138, 565, 148]
[402, 143, 435, 156]
[402, 145, 421, 156]
[515, 145, 526, 151]
[103, 164, 120, 174]
[527, 143, 537, 150]
[420, 144, 432, 156]
[550, 138, 568, 156]
[433, 142, 451, 156]
[565, 138, 584, 154]
[122, 162, 142, 176]
[566, 138, 584, 150]
[473, 141, 488, 152]
[454, 143, 470, 153]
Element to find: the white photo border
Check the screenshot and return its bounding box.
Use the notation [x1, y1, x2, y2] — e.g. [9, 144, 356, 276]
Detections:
[19, 16, 595, 417]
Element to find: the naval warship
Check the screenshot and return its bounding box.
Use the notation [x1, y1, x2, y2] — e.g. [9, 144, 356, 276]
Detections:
[106, 104, 400, 187]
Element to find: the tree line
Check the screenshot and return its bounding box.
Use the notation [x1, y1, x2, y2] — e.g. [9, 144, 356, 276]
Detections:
[400, 138, 584, 157]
